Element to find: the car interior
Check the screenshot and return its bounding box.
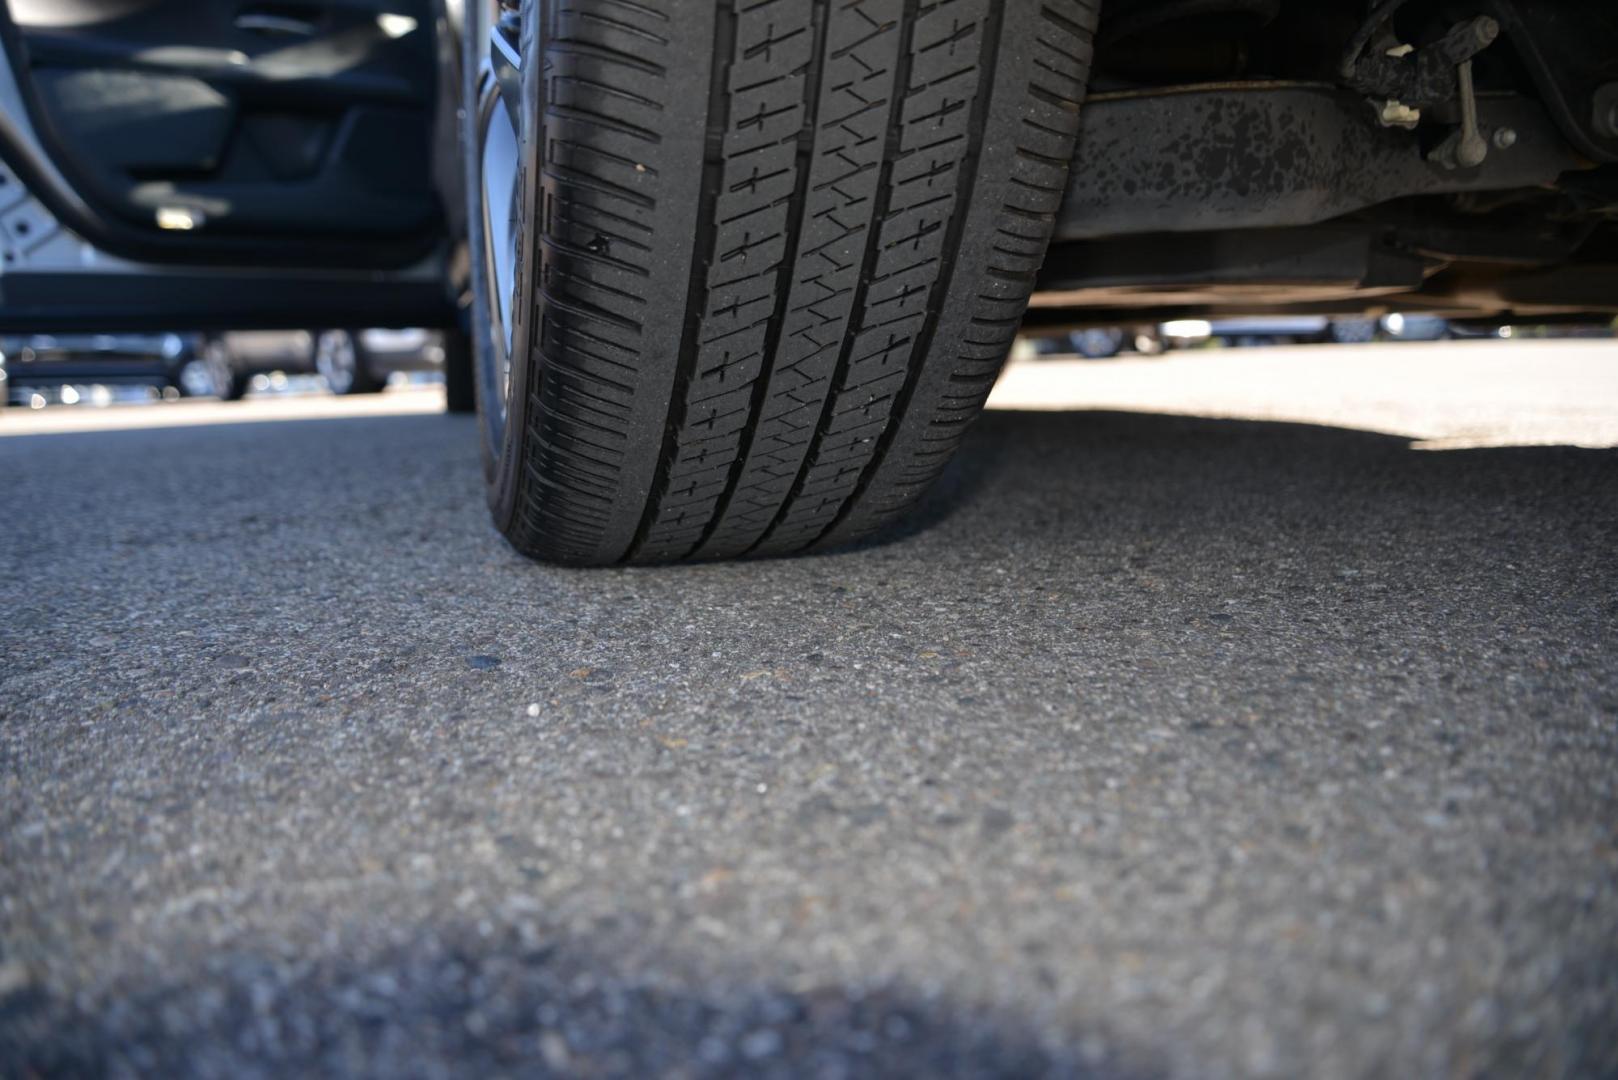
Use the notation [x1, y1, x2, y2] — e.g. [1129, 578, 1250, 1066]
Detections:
[0, 0, 442, 264]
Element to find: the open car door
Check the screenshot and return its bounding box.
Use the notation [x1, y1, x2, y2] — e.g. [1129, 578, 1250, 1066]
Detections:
[0, 0, 458, 331]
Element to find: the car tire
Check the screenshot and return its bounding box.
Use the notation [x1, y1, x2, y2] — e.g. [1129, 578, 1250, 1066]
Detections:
[314, 330, 384, 396]
[466, 0, 1099, 565]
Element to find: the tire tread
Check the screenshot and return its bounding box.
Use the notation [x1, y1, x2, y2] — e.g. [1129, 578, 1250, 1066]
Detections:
[498, 0, 1098, 564]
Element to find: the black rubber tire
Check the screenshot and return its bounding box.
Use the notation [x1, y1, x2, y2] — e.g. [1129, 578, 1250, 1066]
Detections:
[473, 0, 1099, 564]
[443, 325, 476, 413]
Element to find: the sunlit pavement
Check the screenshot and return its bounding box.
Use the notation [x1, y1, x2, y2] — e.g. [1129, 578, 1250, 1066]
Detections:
[8, 339, 1613, 447]
[991, 338, 1618, 449]
[1, 380, 445, 437]
[2, 340, 1616, 1076]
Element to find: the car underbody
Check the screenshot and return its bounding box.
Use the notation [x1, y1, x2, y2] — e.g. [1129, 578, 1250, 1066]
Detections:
[0, 0, 1614, 334]
[1024, 0, 1618, 330]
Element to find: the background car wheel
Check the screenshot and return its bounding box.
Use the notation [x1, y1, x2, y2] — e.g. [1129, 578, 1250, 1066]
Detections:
[314, 330, 383, 396]
[176, 347, 234, 399]
[193, 338, 251, 401]
[1328, 318, 1378, 345]
[467, 0, 1100, 565]
[1070, 327, 1126, 360]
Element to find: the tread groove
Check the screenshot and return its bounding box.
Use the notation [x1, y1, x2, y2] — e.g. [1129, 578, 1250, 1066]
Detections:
[747, 0, 920, 556]
[624, 0, 736, 562]
[688, 0, 831, 559]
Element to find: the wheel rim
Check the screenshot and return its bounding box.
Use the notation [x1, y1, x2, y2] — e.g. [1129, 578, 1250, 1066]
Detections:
[1074, 328, 1124, 358]
[316, 330, 357, 394]
[178, 340, 233, 398]
[472, 0, 527, 442]
[1332, 319, 1376, 344]
[480, 88, 519, 426]
[178, 358, 220, 398]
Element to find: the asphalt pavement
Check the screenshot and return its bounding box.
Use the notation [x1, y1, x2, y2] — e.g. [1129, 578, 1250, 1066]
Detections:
[2, 341, 1616, 1078]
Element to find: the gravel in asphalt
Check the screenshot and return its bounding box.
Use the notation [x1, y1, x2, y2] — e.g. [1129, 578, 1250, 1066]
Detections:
[1, 342, 1616, 1077]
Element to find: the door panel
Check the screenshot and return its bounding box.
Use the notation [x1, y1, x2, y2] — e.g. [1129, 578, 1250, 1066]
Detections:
[4, 0, 439, 242]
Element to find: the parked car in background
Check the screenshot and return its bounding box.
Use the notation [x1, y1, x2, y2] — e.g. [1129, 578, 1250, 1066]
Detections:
[1381, 314, 1451, 341]
[0, 331, 221, 403]
[204, 329, 445, 400]
[1027, 326, 1164, 360]
[1066, 327, 1129, 360]
[1159, 317, 1438, 348]
[1496, 320, 1617, 340]
[1326, 318, 1380, 344]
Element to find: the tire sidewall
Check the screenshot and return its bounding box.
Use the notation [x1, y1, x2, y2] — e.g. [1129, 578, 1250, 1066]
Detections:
[464, 0, 541, 532]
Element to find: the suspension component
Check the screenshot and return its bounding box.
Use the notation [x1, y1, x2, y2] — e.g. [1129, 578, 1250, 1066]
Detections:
[1343, 13, 1499, 110]
[1431, 59, 1490, 169]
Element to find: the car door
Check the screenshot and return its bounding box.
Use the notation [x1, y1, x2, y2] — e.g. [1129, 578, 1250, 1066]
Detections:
[0, 0, 459, 332]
